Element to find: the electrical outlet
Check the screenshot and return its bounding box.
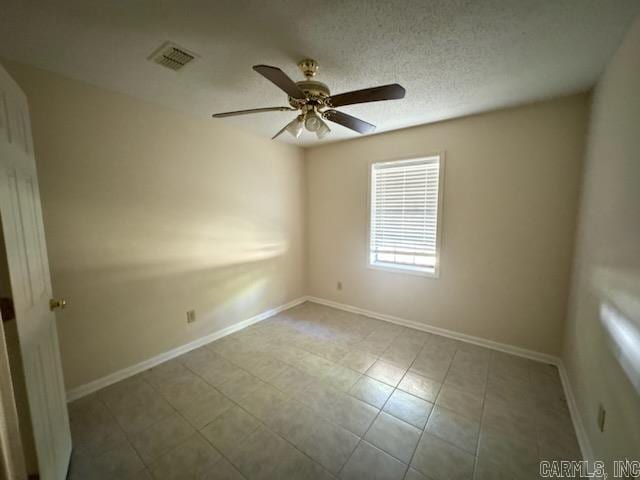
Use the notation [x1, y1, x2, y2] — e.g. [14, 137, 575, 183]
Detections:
[186, 310, 196, 324]
[337, 281, 342, 291]
[597, 403, 606, 432]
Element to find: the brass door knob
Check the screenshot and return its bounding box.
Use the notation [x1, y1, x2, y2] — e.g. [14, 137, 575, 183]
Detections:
[49, 299, 66, 311]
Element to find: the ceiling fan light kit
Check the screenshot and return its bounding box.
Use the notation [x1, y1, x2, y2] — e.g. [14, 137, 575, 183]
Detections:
[284, 115, 304, 139]
[212, 58, 406, 141]
[316, 120, 331, 139]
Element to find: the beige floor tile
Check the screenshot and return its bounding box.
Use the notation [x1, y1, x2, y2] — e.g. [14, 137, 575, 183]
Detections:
[198, 457, 245, 480]
[266, 397, 316, 441]
[98, 377, 175, 435]
[489, 355, 532, 392]
[536, 408, 581, 460]
[409, 355, 451, 383]
[340, 441, 407, 480]
[98, 375, 152, 412]
[269, 344, 309, 366]
[179, 345, 218, 366]
[411, 433, 474, 480]
[341, 350, 378, 374]
[538, 433, 581, 462]
[69, 446, 146, 480]
[157, 372, 219, 411]
[143, 359, 191, 387]
[442, 369, 486, 398]
[476, 429, 539, 479]
[398, 371, 441, 403]
[364, 412, 421, 463]
[148, 433, 221, 479]
[68, 451, 93, 480]
[226, 426, 292, 479]
[217, 369, 267, 402]
[366, 360, 407, 387]
[110, 393, 175, 436]
[275, 445, 335, 480]
[275, 405, 360, 474]
[310, 340, 350, 363]
[295, 380, 377, 436]
[350, 376, 394, 409]
[91, 442, 146, 479]
[73, 303, 582, 480]
[270, 365, 314, 395]
[383, 390, 433, 429]
[488, 369, 532, 395]
[391, 335, 428, 351]
[487, 376, 536, 409]
[177, 390, 234, 429]
[381, 345, 420, 369]
[236, 383, 288, 424]
[473, 455, 539, 480]
[324, 365, 361, 391]
[426, 335, 460, 353]
[351, 338, 389, 356]
[207, 336, 245, 357]
[326, 391, 379, 436]
[69, 397, 128, 457]
[229, 426, 332, 480]
[200, 406, 261, 457]
[130, 412, 195, 464]
[481, 396, 537, 441]
[296, 381, 341, 413]
[186, 353, 243, 387]
[449, 350, 490, 378]
[425, 406, 480, 454]
[299, 352, 337, 378]
[68, 393, 107, 419]
[435, 384, 484, 422]
[404, 468, 428, 480]
[243, 353, 290, 382]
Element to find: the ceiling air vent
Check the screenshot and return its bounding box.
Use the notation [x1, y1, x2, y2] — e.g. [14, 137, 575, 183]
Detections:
[148, 41, 197, 71]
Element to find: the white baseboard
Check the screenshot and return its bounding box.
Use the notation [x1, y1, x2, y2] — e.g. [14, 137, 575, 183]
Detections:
[558, 361, 594, 464]
[65, 296, 307, 402]
[306, 296, 560, 365]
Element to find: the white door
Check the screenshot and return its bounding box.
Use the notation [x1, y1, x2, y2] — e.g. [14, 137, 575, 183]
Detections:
[0, 65, 71, 479]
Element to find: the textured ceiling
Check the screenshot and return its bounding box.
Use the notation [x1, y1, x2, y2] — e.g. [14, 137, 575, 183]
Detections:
[1, 1, 638, 146]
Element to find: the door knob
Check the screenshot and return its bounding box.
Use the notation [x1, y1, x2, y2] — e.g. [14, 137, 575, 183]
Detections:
[49, 298, 66, 311]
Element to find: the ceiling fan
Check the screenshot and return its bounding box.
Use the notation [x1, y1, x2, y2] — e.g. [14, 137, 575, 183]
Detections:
[212, 59, 406, 140]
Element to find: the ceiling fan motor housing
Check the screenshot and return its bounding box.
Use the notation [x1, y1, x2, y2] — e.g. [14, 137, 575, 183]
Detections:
[290, 80, 330, 107]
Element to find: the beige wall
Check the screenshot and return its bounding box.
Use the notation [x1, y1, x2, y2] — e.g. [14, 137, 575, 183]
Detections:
[563, 17, 640, 467]
[305, 94, 588, 356]
[3, 61, 306, 391]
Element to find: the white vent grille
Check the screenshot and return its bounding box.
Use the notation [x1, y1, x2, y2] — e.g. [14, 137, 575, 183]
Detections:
[149, 42, 196, 71]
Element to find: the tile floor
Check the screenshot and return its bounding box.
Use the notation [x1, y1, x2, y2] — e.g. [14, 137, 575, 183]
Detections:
[68, 302, 581, 479]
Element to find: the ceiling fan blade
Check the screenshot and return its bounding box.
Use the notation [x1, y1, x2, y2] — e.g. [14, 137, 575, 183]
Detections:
[212, 106, 295, 118]
[253, 65, 306, 100]
[326, 84, 406, 108]
[323, 109, 376, 134]
[271, 124, 289, 140]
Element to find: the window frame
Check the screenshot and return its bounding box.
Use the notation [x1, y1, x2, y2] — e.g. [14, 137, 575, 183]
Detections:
[366, 153, 445, 278]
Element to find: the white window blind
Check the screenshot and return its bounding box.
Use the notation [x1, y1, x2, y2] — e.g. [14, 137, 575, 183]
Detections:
[369, 156, 441, 274]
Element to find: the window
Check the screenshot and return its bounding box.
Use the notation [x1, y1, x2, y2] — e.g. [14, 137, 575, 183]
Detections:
[369, 155, 443, 276]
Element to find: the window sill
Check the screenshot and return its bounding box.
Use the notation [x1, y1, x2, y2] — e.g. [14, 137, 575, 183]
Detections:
[367, 262, 439, 278]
